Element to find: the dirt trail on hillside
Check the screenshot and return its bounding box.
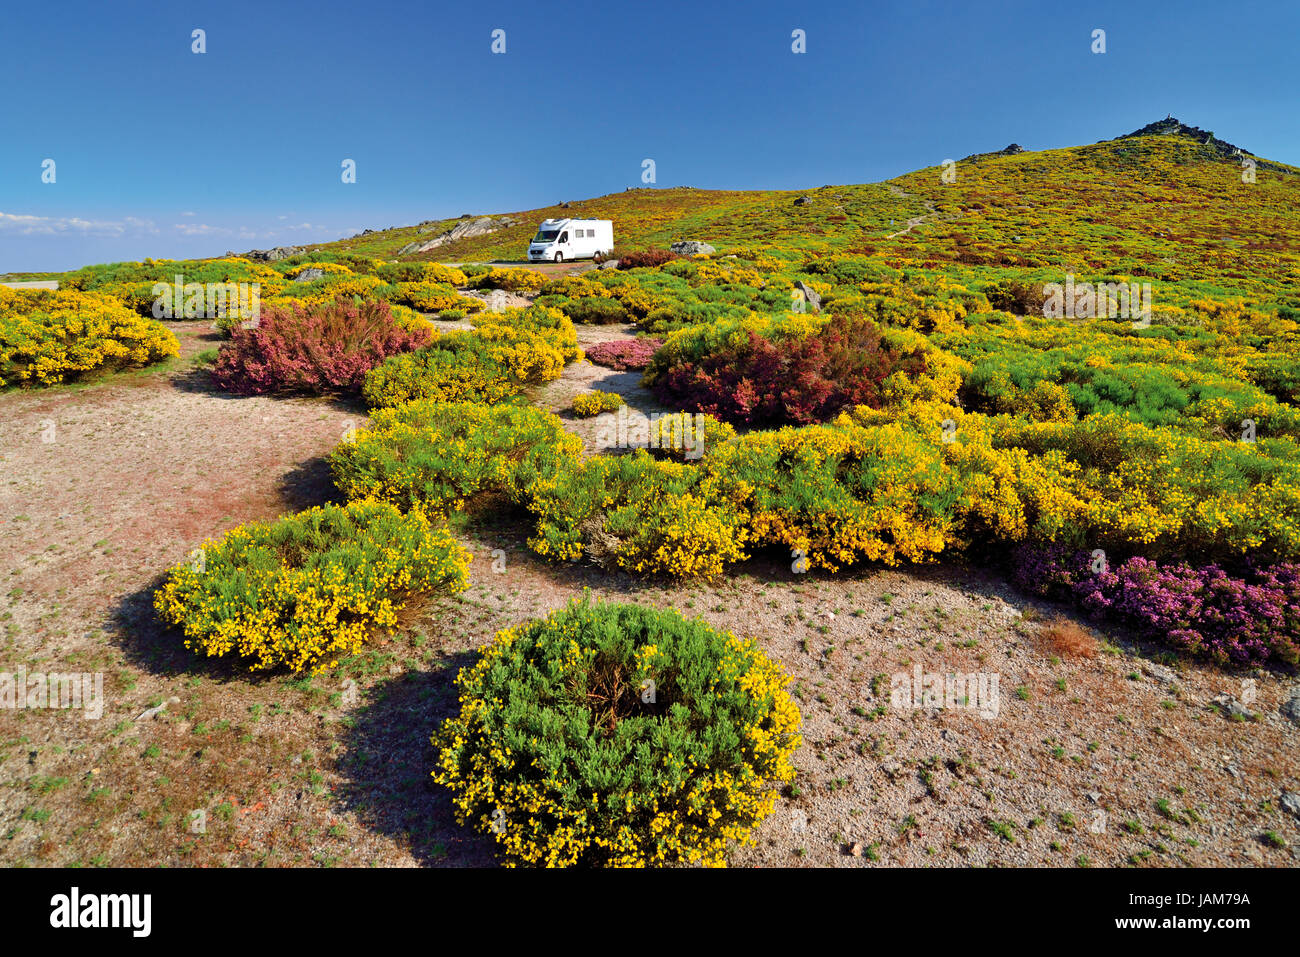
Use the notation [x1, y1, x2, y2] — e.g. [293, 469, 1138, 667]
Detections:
[528, 323, 676, 455]
[885, 183, 940, 239]
[885, 182, 967, 239]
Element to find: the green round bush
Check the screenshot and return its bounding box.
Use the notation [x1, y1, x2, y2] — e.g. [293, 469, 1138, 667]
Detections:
[560, 296, 629, 325]
[431, 598, 801, 867]
[362, 344, 519, 409]
[154, 501, 469, 674]
[329, 399, 583, 514]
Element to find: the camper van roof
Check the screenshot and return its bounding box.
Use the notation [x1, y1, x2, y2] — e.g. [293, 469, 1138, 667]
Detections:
[538, 218, 609, 226]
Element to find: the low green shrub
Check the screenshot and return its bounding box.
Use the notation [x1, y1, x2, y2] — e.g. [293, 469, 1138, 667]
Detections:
[527, 452, 749, 578]
[431, 598, 801, 866]
[362, 344, 520, 408]
[330, 399, 582, 514]
[560, 296, 628, 324]
[153, 501, 469, 674]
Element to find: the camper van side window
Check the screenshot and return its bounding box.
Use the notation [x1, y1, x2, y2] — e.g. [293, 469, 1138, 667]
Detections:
[560, 232, 568, 243]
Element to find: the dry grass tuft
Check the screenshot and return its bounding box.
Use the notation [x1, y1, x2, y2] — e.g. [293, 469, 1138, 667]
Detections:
[1038, 616, 1100, 659]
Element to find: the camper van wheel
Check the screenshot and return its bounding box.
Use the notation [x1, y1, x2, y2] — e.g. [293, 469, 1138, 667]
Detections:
[554, 252, 564, 263]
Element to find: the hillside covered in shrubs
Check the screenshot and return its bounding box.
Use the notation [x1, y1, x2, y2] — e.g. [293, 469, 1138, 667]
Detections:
[8, 123, 1300, 866]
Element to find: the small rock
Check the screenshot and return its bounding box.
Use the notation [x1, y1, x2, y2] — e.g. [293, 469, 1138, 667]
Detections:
[1141, 661, 1177, 685]
[848, 842, 863, 857]
[882, 760, 904, 781]
[1280, 791, 1300, 818]
[1210, 693, 1256, 721]
[1280, 686, 1300, 726]
[793, 196, 810, 206]
[135, 695, 180, 721]
[1086, 791, 1102, 804]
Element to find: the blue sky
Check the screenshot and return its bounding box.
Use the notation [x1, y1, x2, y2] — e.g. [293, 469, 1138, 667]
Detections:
[2, 0, 1296, 272]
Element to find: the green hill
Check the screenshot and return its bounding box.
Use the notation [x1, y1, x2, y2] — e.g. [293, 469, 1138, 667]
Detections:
[307, 122, 1300, 310]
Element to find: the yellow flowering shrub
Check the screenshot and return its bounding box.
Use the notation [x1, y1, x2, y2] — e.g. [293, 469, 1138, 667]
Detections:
[642, 310, 828, 385]
[675, 259, 769, 288]
[330, 399, 582, 514]
[990, 413, 1300, 560]
[572, 390, 624, 417]
[538, 275, 611, 300]
[295, 274, 388, 303]
[605, 282, 662, 319]
[705, 423, 957, 571]
[153, 501, 469, 674]
[362, 343, 522, 408]
[647, 412, 737, 461]
[375, 262, 469, 286]
[474, 267, 548, 292]
[0, 287, 179, 387]
[363, 305, 581, 408]
[469, 304, 582, 379]
[432, 599, 800, 867]
[390, 281, 480, 313]
[527, 452, 750, 578]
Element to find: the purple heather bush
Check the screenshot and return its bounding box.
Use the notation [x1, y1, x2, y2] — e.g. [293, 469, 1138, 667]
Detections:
[1012, 543, 1300, 667]
[585, 337, 662, 372]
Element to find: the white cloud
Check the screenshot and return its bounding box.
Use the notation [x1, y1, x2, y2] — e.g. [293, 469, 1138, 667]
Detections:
[172, 222, 232, 236]
[1, 209, 344, 246]
[0, 211, 158, 236]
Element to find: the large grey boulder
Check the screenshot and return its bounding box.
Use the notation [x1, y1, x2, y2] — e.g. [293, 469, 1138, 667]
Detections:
[292, 267, 326, 283]
[794, 280, 822, 313]
[400, 216, 503, 255]
[670, 240, 715, 256]
[241, 245, 303, 262]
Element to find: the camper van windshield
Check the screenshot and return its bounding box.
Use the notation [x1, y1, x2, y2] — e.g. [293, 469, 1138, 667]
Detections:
[534, 229, 559, 242]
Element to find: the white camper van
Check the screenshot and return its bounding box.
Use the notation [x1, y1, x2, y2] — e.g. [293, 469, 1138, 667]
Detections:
[528, 218, 614, 262]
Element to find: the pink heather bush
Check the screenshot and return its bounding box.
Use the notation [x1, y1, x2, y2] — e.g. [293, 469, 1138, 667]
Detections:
[212, 299, 430, 396]
[585, 338, 662, 371]
[1012, 543, 1300, 667]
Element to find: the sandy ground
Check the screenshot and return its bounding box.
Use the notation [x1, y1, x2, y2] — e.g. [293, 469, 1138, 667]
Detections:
[1, 318, 1297, 868]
